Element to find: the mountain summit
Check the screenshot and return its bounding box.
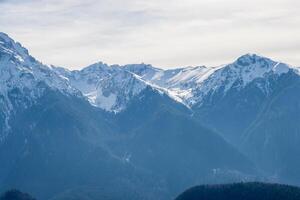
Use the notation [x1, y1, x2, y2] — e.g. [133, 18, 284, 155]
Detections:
[0, 33, 77, 141]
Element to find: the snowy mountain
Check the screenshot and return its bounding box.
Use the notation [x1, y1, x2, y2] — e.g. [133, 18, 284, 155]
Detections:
[188, 54, 300, 186]
[52, 53, 297, 114]
[123, 54, 297, 108]
[101, 54, 300, 186]
[53, 63, 149, 112]
[0, 33, 260, 200]
[0, 33, 168, 200]
[2, 32, 300, 199]
[1, 32, 295, 117]
[54, 62, 220, 112]
[188, 54, 298, 142]
[53, 63, 187, 112]
[0, 32, 78, 142]
[123, 64, 218, 101]
[188, 54, 294, 106]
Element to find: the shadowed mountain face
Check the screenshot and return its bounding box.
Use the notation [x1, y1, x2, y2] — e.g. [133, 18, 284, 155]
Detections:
[0, 89, 167, 200]
[175, 182, 300, 200]
[110, 87, 257, 196]
[0, 86, 257, 200]
[123, 56, 300, 184]
[192, 69, 300, 185]
[241, 72, 300, 184]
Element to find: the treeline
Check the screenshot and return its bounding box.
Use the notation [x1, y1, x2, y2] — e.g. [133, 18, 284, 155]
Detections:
[0, 190, 36, 200]
[175, 182, 300, 200]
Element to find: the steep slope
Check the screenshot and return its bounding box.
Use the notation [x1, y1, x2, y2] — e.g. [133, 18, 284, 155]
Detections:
[241, 72, 300, 185]
[2, 31, 300, 199]
[175, 182, 300, 200]
[123, 64, 218, 101]
[53, 63, 151, 112]
[0, 89, 166, 200]
[0, 33, 258, 200]
[189, 54, 291, 106]
[0, 32, 77, 142]
[109, 87, 259, 198]
[0, 33, 167, 200]
[190, 54, 300, 185]
[54, 62, 190, 112]
[191, 54, 293, 142]
[57, 62, 259, 198]
[46, 53, 300, 189]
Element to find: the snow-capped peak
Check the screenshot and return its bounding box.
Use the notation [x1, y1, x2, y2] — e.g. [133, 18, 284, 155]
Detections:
[81, 61, 117, 73]
[0, 32, 77, 94]
[0, 32, 32, 64]
[187, 54, 293, 106]
[123, 63, 159, 74]
[0, 33, 78, 141]
[1, 31, 298, 125]
[52, 61, 195, 112]
[53, 62, 148, 112]
[225, 53, 291, 85]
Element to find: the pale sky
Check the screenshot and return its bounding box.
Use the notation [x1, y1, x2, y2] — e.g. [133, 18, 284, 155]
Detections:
[1, 0, 300, 69]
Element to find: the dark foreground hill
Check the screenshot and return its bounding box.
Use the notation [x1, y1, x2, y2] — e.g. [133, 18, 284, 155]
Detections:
[0, 190, 35, 200]
[175, 182, 300, 200]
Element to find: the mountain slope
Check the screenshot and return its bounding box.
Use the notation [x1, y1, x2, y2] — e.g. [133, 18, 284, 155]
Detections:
[241, 72, 300, 184]
[123, 54, 300, 187]
[51, 53, 300, 189]
[189, 54, 300, 185]
[0, 33, 259, 200]
[2, 32, 300, 199]
[123, 64, 218, 101]
[0, 89, 166, 200]
[190, 54, 293, 142]
[109, 87, 259, 198]
[0, 32, 77, 142]
[53, 63, 152, 112]
[0, 33, 167, 200]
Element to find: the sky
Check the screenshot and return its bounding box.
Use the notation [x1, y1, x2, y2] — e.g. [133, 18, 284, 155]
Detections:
[0, 0, 300, 69]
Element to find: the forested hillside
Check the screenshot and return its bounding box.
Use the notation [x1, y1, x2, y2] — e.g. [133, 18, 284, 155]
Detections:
[175, 182, 300, 200]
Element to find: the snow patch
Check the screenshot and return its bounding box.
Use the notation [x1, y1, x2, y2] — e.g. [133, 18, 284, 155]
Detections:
[272, 63, 290, 74]
[89, 89, 117, 111]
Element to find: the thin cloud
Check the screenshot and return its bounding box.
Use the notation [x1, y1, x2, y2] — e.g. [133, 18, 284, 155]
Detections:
[0, 0, 299, 69]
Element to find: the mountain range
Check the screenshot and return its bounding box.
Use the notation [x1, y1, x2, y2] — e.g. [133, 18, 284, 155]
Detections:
[0, 32, 300, 200]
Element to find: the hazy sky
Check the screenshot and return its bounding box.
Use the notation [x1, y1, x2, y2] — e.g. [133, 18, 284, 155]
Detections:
[1, 0, 300, 69]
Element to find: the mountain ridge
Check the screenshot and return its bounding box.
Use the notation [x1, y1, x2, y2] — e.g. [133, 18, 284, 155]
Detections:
[52, 52, 299, 112]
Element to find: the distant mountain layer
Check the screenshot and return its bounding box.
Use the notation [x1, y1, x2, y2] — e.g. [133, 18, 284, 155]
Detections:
[175, 182, 300, 200]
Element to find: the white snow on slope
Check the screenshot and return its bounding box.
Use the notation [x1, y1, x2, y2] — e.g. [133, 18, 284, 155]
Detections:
[186, 54, 293, 106]
[124, 54, 296, 107]
[0, 32, 78, 142]
[124, 64, 225, 102]
[53, 63, 150, 112]
[1, 32, 298, 134]
[54, 62, 189, 112]
[61, 53, 295, 112]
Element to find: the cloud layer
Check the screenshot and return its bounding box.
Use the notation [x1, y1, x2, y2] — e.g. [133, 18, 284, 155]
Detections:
[1, 0, 299, 69]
